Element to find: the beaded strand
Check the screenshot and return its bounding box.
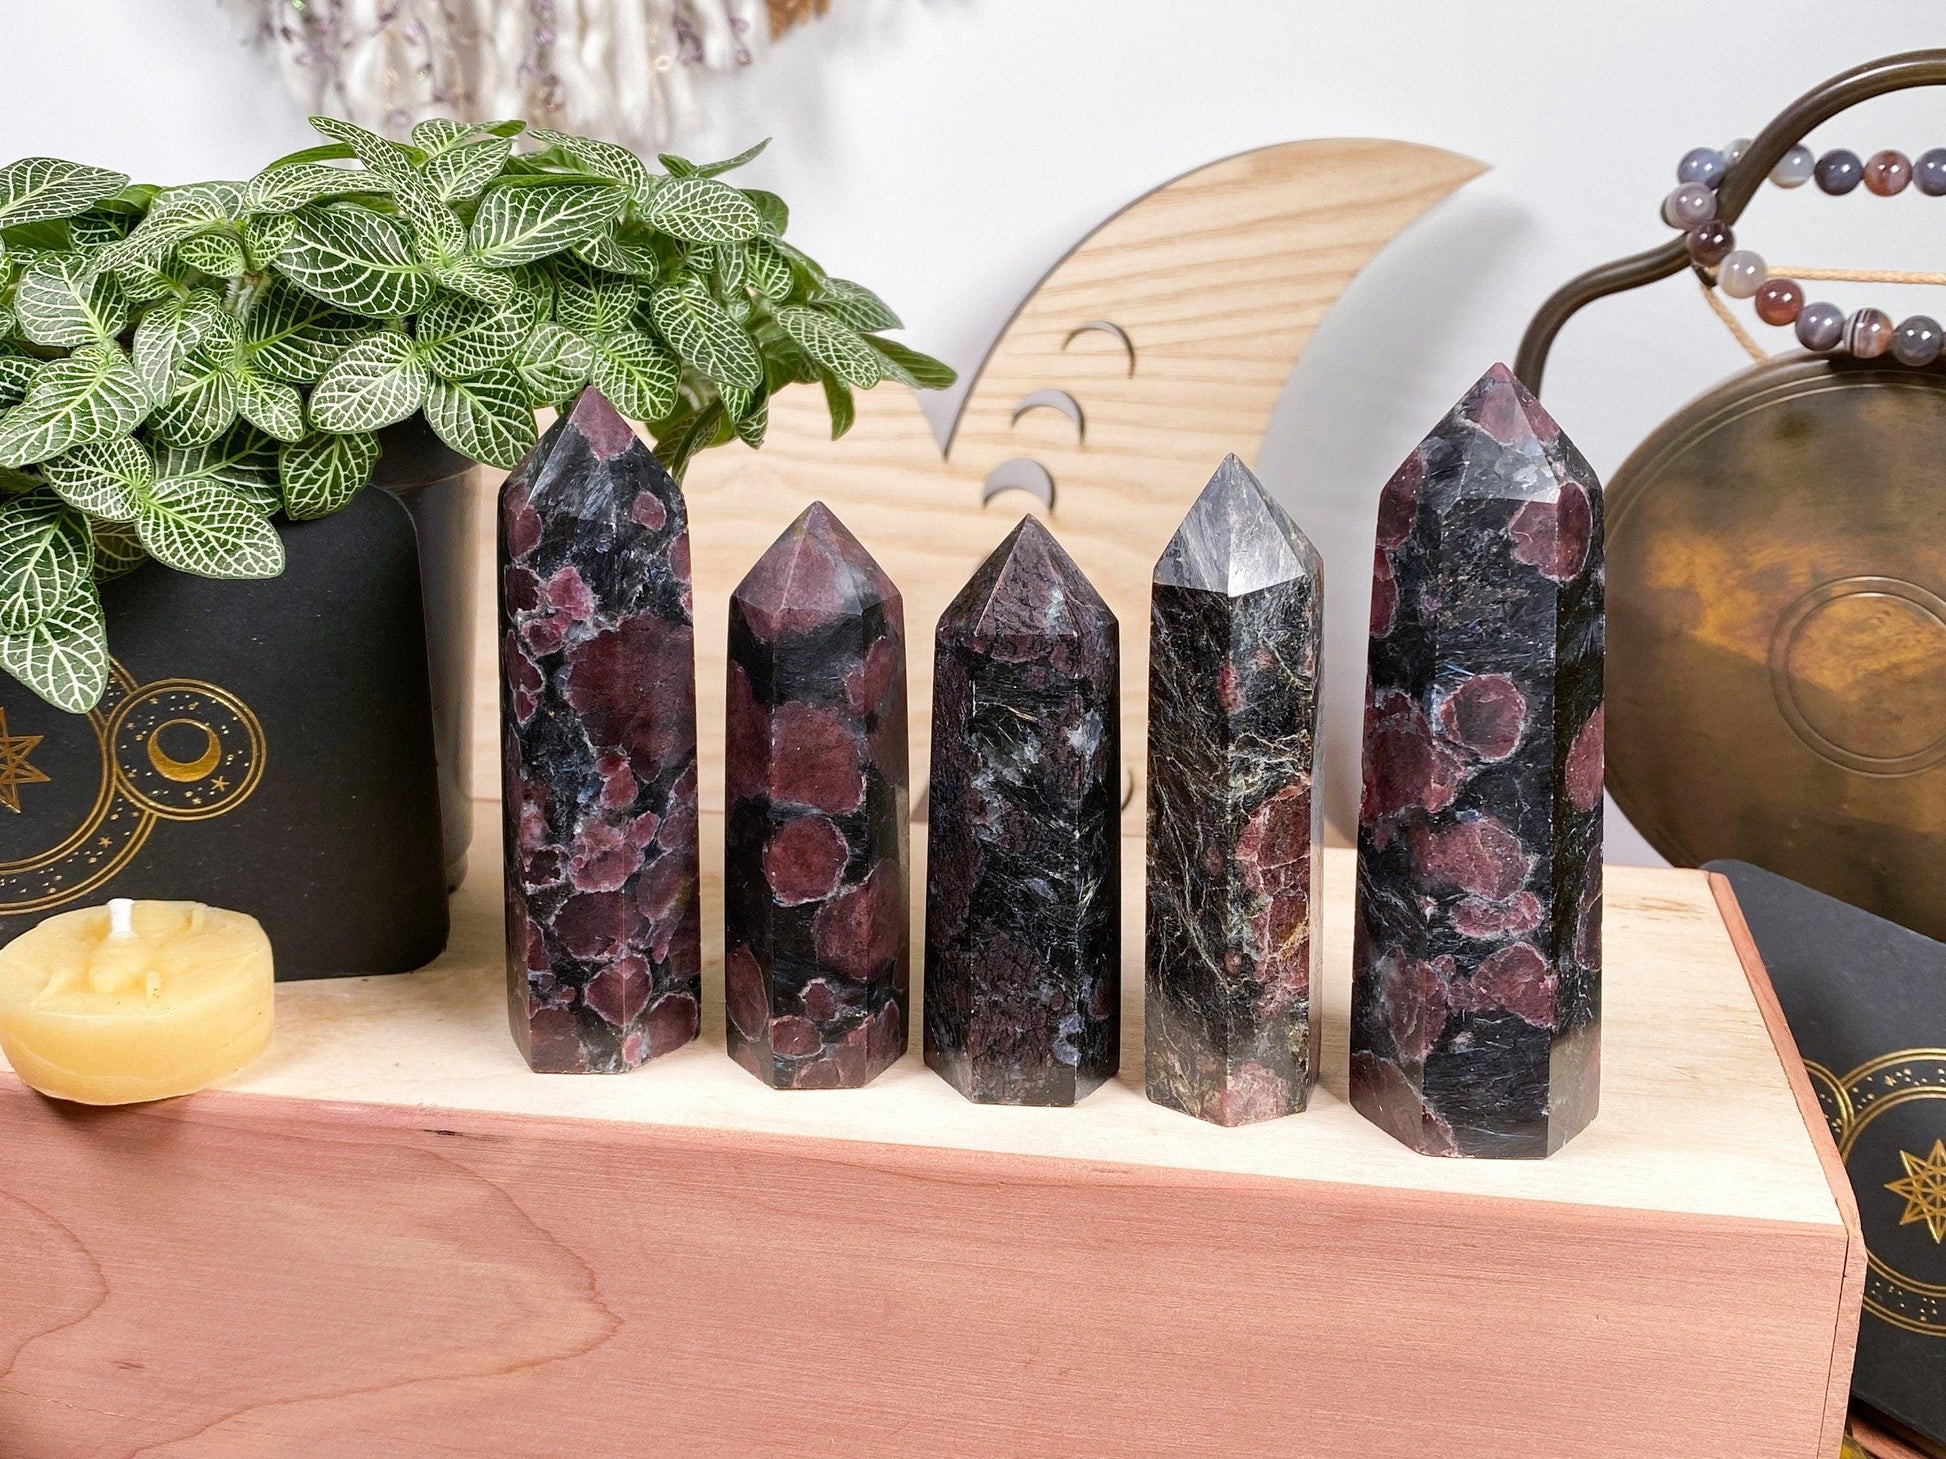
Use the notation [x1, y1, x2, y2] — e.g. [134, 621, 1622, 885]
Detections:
[1659, 141, 1946, 365]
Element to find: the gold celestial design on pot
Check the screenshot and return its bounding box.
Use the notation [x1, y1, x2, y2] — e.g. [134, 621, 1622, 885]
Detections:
[0, 665, 266, 916]
[0, 707, 50, 815]
[1888, 1140, 1946, 1244]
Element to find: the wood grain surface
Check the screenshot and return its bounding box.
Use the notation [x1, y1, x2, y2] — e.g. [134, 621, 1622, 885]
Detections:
[0, 805, 1860, 1456]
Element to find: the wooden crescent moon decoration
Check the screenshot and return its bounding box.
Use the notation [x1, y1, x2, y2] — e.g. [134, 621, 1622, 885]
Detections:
[469, 139, 1489, 835]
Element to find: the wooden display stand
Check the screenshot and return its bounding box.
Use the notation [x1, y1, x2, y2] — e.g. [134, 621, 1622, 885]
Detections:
[0, 140, 1862, 1455]
[0, 806, 1861, 1457]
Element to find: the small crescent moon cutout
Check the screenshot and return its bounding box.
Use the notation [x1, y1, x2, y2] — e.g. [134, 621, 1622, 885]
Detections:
[981, 457, 1057, 510]
[1010, 388, 1086, 442]
[1062, 320, 1137, 376]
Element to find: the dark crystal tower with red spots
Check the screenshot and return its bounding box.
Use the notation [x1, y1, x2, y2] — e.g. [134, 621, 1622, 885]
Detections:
[724, 503, 909, 1089]
[498, 387, 702, 1073]
[1145, 455, 1324, 1127]
[924, 517, 1120, 1106]
[1352, 363, 1604, 1158]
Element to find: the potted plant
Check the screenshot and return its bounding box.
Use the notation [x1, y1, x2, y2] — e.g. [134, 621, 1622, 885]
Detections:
[0, 116, 953, 715]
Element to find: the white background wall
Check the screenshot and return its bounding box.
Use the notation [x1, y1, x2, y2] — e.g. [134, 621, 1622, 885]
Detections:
[7, 1, 1943, 859]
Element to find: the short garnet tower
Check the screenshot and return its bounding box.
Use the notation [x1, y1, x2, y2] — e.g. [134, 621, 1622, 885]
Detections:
[498, 387, 701, 1074]
[924, 516, 1121, 1106]
[724, 503, 909, 1089]
[1146, 455, 1324, 1126]
[1352, 363, 1604, 1158]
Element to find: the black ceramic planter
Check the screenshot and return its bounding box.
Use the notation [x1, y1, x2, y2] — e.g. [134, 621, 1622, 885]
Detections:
[0, 475, 452, 979]
[373, 418, 478, 891]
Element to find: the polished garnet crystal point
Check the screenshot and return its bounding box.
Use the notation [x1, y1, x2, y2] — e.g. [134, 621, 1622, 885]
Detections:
[1352, 363, 1604, 1157]
[924, 516, 1121, 1106]
[1146, 455, 1324, 1126]
[498, 385, 702, 1073]
[725, 501, 909, 1089]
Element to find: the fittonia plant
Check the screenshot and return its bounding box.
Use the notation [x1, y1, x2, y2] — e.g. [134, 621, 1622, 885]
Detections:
[0, 117, 953, 712]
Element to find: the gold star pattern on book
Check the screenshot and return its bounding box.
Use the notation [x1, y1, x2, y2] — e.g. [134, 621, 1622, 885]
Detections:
[1887, 1139, 1946, 1244]
[0, 706, 48, 813]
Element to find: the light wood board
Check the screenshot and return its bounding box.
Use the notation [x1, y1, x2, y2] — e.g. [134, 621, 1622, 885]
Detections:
[0, 800, 1861, 1458]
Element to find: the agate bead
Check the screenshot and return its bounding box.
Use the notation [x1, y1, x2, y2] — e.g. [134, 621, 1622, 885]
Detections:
[1662, 182, 1717, 229]
[1719, 249, 1767, 298]
[1795, 302, 1845, 352]
[1892, 315, 1943, 367]
[1771, 144, 1816, 188]
[1916, 148, 1946, 197]
[1847, 307, 1894, 359]
[1754, 277, 1805, 327]
[1863, 149, 1912, 196]
[1723, 137, 1752, 166]
[1815, 149, 1864, 195]
[1678, 147, 1727, 188]
[1685, 219, 1733, 267]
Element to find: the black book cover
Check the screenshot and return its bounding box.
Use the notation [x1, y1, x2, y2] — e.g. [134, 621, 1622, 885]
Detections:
[1710, 859, 1946, 1449]
[0, 489, 448, 978]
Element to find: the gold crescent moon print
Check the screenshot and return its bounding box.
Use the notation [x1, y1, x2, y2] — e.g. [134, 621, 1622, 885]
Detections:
[0, 668, 266, 915]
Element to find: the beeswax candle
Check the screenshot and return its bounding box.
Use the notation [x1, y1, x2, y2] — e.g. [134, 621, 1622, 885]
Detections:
[0, 898, 273, 1104]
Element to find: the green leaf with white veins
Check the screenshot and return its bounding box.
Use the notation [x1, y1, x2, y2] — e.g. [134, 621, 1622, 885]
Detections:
[588, 328, 678, 421]
[512, 324, 593, 407]
[94, 181, 242, 271]
[160, 423, 282, 511]
[176, 230, 248, 278]
[0, 492, 91, 631]
[432, 258, 519, 308]
[144, 354, 238, 449]
[15, 253, 127, 347]
[236, 375, 304, 442]
[309, 116, 420, 192]
[135, 476, 283, 578]
[423, 138, 513, 203]
[742, 239, 793, 301]
[778, 306, 884, 389]
[640, 175, 764, 243]
[424, 369, 536, 467]
[239, 282, 364, 384]
[468, 178, 624, 268]
[243, 212, 297, 270]
[552, 260, 635, 337]
[308, 330, 429, 432]
[814, 278, 902, 332]
[133, 290, 223, 399]
[242, 162, 369, 216]
[89, 518, 143, 580]
[0, 355, 39, 408]
[649, 281, 761, 389]
[865, 334, 957, 390]
[0, 579, 107, 712]
[0, 159, 129, 228]
[41, 435, 152, 520]
[531, 129, 652, 196]
[415, 293, 525, 379]
[276, 205, 436, 316]
[280, 430, 378, 519]
[0, 344, 148, 466]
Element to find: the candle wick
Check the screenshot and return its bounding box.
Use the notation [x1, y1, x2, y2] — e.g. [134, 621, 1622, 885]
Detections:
[108, 898, 135, 940]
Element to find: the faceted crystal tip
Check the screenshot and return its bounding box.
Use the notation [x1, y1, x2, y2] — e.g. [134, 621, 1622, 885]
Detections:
[1154, 454, 1319, 597]
[732, 500, 898, 640]
[1448, 362, 1562, 452]
[561, 385, 643, 460]
[943, 515, 1115, 643]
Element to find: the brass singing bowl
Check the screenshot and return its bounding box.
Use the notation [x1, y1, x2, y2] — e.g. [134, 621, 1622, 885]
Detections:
[1604, 354, 1946, 939]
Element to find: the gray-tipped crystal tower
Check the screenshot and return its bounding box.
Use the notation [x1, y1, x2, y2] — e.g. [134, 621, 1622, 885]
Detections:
[924, 517, 1121, 1106]
[1146, 455, 1325, 1125]
[1352, 363, 1604, 1159]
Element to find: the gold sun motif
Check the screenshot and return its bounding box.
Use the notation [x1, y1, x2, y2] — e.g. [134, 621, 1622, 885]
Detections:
[1886, 1139, 1946, 1244]
[0, 706, 49, 813]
